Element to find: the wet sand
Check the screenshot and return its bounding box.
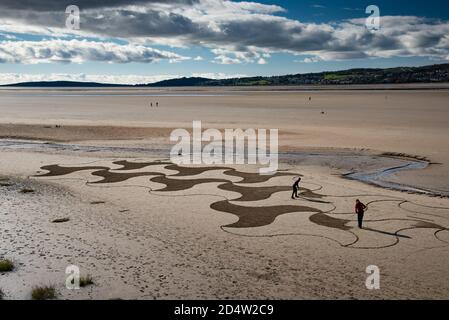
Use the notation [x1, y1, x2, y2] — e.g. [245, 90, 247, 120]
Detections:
[1, 87, 449, 300]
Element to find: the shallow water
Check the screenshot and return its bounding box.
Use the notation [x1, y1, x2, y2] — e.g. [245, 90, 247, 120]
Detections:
[345, 161, 431, 194]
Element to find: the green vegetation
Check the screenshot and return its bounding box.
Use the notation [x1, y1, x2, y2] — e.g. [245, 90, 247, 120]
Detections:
[0, 259, 14, 272]
[147, 63, 449, 87]
[323, 73, 349, 81]
[31, 286, 57, 300]
[80, 275, 94, 287]
[4, 63, 449, 88]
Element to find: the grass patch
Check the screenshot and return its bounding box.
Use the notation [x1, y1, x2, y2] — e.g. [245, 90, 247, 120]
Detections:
[20, 188, 35, 194]
[80, 275, 94, 287]
[31, 286, 57, 300]
[0, 259, 14, 272]
[51, 217, 70, 223]
[324, 73, 349, 81]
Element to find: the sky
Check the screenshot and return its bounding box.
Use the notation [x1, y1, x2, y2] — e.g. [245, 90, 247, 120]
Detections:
[0, 0, 448, 84]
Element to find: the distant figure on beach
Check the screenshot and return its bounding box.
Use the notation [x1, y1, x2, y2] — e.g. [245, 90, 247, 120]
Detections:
[156, 102, 159, 107]
[355, 199, 367, 229]
[292, 177, 302, 199]
[150, 102, 153, 107]
[309, 96, 312, 101]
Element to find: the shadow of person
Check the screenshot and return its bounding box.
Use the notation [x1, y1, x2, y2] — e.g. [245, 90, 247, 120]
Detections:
[364, 227, 412, 239]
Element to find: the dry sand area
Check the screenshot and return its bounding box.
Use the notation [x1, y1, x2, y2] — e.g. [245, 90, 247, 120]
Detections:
[1, 87, 449, 299]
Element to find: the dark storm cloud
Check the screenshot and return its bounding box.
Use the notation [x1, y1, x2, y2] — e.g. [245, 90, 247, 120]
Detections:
[4, 8, 203, 38]
[194, 18, 333, 52]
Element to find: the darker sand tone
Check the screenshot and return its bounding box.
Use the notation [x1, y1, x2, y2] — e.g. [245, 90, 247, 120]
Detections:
[0, 124, 173, 142]
[113, 160, 172, 170]
[37, 162, 302, 228]
[212, 200, 321, 229]
[92, 170, 163, 184]
[36, 161, 447, 242]
[39, 165, 109, 176]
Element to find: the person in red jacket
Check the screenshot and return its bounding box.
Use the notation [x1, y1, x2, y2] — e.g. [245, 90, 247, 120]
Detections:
[355, 199, 367, 229]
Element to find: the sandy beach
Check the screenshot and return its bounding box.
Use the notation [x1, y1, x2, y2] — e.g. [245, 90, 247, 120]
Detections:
[1, 87, 449, 300]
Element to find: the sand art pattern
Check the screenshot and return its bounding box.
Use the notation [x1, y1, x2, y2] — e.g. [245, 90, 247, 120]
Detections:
[36, 160, 449, 250]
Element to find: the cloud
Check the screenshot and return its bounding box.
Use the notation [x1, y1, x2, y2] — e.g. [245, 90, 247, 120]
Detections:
[0, 72, 182, 85]
[0, 39, 189, 64]
[211, 47, 271, 64]
[191, 72, 247, 79]
[0, 72, 247, 85]
[295, 56, 322, 63]
[0, 0, 448, 64]
[0, 0, 199, 11]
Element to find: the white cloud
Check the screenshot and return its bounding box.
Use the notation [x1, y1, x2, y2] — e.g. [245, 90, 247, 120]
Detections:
[211, 47, 271, 64]
[191, 72, 247, 79]
[0, 72, 182, 85]
[0, 39, 190, 64]
[295, 56, 322, 63]
[0, 72, 250, 85]
[0, 1, 448, 64]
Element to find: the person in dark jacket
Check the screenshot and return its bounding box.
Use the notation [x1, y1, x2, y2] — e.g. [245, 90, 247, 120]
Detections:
[355, 199, 367, 229]
[292, 177, 302, 199]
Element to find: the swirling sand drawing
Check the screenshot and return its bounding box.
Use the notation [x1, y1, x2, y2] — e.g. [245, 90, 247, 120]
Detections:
[36, 160, 449, 249]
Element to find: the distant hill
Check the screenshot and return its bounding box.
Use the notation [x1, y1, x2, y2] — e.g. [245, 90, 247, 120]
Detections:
[139, 77, 211, 87]
[144, 63, 449, 87]
[2, 80, 129, 87]
[3, 64, 449, 87]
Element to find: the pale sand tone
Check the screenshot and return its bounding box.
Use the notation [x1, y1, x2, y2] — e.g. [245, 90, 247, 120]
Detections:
[1, 88, 449, 299]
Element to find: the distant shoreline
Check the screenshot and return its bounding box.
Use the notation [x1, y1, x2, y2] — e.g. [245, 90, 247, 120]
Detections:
[2, 83, 449, 91]
[2, 63, 449, 88]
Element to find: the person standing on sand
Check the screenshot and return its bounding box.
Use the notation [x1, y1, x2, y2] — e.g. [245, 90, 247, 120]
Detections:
[355, 199, 367, 229]
[292, 177, 302, 199]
